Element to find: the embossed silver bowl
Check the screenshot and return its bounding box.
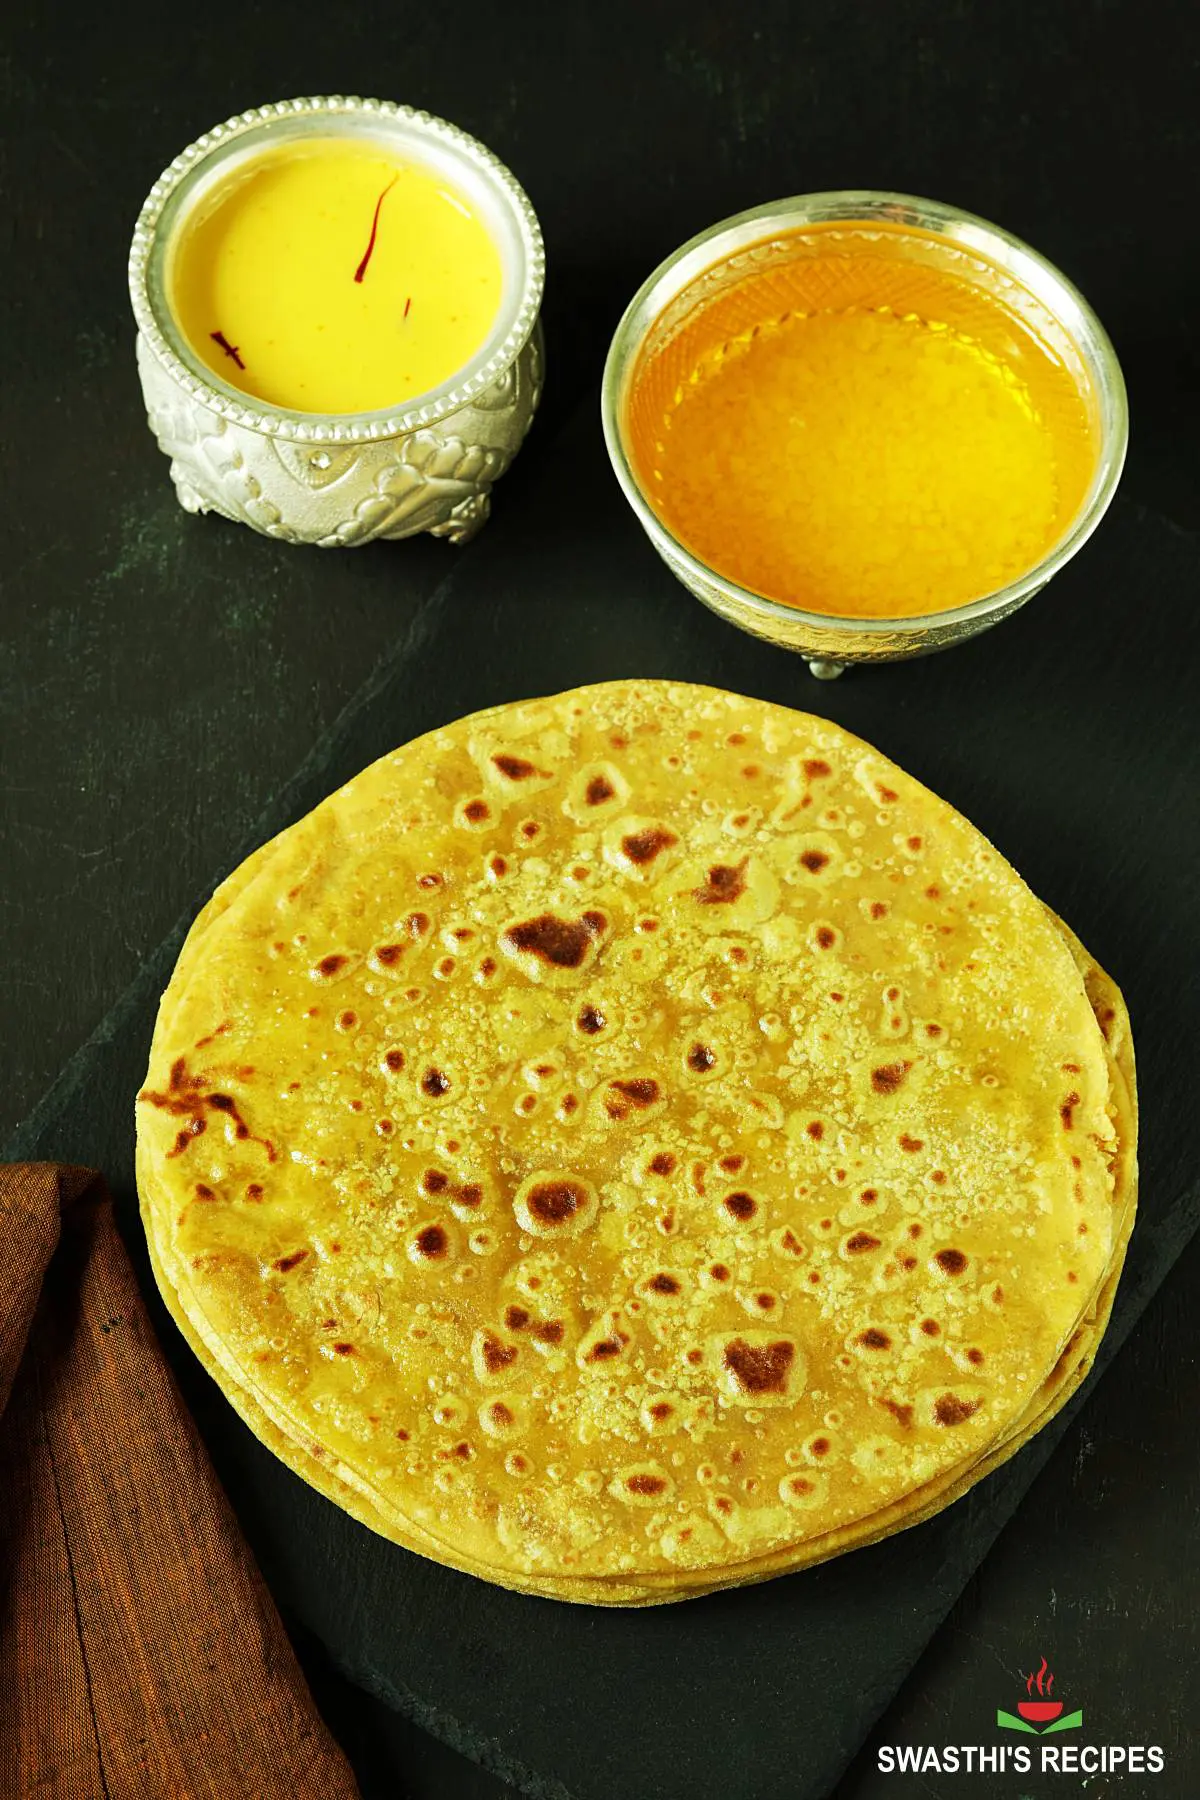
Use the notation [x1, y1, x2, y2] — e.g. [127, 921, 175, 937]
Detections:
[129, 97, 544, 547]
[602, 192, 1127, 677]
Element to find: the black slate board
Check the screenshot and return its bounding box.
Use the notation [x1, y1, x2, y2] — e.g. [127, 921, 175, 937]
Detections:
[8, 398, 1199, 1800]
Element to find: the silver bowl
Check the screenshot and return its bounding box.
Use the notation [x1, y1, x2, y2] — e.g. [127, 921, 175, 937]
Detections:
[129, 97, 544, 548]
[602, 191, 1127, 677]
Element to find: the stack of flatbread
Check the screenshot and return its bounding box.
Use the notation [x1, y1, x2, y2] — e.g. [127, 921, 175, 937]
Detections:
[137, 681, 1135, 1604]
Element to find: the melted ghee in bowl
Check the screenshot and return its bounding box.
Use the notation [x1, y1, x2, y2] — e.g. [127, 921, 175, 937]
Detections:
[628, 227, 1098, 619]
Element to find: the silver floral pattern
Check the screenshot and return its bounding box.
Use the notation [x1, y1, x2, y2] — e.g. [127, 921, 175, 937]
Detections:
[136, 325, 543, 547]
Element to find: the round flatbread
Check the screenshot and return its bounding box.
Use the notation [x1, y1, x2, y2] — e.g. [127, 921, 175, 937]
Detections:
[137, 681, 1133, 1600]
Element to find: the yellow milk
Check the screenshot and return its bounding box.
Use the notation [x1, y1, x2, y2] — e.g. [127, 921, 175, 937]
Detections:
[170, 138, 504, 414]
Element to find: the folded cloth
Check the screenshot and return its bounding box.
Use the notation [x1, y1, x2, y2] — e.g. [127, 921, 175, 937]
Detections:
[0, 1163, 361, 1799]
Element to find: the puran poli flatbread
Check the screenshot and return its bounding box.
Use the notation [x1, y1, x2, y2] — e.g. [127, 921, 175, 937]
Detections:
[140, 909, 1136, 1605]
[137, 682, 1134, 1602]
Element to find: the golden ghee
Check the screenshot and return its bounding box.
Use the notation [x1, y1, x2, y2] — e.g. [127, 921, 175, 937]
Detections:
[170, 138, 503, 415]
[629, 228, 1097, 618]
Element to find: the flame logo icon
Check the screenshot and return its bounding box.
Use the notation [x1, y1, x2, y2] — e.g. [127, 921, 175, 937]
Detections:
[1028, 1656, 1054, 1697]
[1018, 1657, 1063, 1723]
[997, 1659, 1084, 1736]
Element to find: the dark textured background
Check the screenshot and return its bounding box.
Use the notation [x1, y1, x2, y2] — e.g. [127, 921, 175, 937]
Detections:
[2, 3, 1198, 1796]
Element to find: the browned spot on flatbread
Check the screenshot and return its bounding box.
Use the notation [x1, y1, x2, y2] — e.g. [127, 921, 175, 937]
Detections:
[481, 1333, 518, 1373]
[492, 753, 537, 780]
[934, 1393, 981, 1427]
[603, 1078, 660, 1120]
[871, 1060, 913, 1096]
[504, 911, 606, 968]
[857, 1327, 891, 1350]
[622, 826, 678, 865]
[140, 1059, 276, 1163]
[723, 1338, 794, 1395]
[414, 1225, 449, 1259]
[193, 1021, 231, 1049]
[693, 859, 748, 904]
[525, 1178, 588, 1224]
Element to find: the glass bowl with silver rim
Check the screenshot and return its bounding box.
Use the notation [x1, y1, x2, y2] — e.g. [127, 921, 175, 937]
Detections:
[601, 190, 1126, 678]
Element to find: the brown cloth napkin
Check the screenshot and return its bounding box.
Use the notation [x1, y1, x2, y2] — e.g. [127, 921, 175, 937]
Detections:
[0, 1163, 361, 1799]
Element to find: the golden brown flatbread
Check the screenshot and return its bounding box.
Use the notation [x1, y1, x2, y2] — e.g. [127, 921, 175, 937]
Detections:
[137, 682, 1134, 1602]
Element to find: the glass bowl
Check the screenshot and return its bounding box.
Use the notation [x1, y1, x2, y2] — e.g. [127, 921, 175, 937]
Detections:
[601, 191, 1127, 677]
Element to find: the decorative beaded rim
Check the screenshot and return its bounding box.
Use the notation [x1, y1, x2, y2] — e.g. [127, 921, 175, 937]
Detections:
[128, 96, 545, 444]
[602, 190, 1128, 642]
